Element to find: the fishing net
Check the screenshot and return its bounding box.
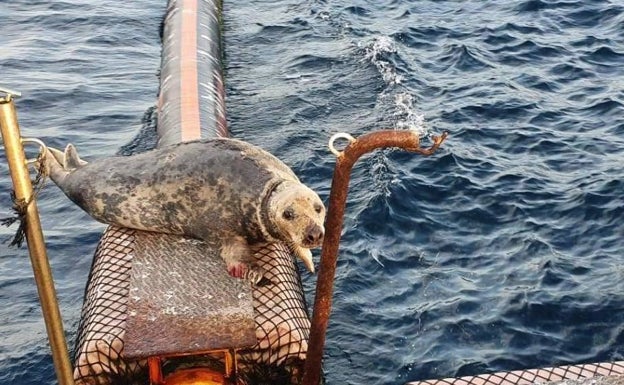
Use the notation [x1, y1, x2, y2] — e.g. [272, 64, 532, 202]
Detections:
[73, 226, 148, 385]
[72, 225, 311, 385]
[409, 361, 624, 385]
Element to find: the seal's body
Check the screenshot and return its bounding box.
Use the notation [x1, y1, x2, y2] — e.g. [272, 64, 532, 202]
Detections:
[43, 138, 325, 283]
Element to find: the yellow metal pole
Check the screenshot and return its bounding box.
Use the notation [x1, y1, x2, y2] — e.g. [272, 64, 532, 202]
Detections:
[0, 91, 74, 385]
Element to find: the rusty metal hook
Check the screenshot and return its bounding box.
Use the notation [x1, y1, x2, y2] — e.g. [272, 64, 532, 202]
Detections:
[302, 129, 448, 385]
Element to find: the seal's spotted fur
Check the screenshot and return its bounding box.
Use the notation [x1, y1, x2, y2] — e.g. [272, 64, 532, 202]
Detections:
[42, 138, 325, 284]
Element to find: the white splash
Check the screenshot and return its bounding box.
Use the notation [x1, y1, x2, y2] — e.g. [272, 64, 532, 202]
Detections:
[370, 247, 385, 267]
[361, 36, 428, 136]
[364, 36, 404, 85]
[393, 92, 428, 137]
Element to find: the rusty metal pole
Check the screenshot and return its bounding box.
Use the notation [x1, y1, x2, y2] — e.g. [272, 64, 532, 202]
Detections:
[302, 129, 447, 385]
[0, 89, 75, 385]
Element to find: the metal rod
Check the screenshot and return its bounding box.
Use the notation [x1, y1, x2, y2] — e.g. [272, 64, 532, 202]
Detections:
[0, 95, 75, 385]
[148, 357, 164, 384]
[0, 86, 22, 98]
[302, 129, 448, 385]
[225, 349, 237, 384]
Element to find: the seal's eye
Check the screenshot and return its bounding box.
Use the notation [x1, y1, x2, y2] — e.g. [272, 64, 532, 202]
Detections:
[282, 208, 295, 221]
[314, 203, 323, 214]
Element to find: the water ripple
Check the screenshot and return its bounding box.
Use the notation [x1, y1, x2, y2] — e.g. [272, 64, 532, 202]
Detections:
[1, 1, 163, 383]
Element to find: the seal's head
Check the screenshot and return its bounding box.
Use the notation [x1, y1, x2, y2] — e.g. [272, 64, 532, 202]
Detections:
[267, 181, 325, 249]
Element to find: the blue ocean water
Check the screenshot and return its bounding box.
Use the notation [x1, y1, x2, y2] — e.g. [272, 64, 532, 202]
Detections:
[1, 1, 624, 385]
[0, 2, 164, 384]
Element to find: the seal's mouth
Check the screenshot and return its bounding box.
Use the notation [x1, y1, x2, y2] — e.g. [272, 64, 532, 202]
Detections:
[302, 238, 323, 249]
[301, 223, 324, 248]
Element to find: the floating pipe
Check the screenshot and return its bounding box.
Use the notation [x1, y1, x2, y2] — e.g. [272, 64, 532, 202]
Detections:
[0, 91, 74, 385]
[302, 129, 448, 385]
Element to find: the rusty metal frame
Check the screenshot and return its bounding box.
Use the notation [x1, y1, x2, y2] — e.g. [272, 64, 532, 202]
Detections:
[302, 129, 448, 385]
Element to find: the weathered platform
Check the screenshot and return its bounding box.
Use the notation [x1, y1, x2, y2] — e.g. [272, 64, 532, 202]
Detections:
[123, 231, 256, 358]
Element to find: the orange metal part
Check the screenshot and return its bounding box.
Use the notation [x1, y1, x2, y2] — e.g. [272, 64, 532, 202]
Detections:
[164, 368, 226, 385]
[148, 349, 237, 385]
[148, 357, 165, 384]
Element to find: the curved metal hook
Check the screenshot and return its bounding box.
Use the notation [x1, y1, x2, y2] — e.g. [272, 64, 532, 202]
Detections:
[21, 137, 48, 167]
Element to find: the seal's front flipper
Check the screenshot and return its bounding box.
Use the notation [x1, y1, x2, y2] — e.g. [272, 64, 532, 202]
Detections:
[243, 265, 271, 286]
[221, 235, 268, 285]
[225, 261, 269, 286]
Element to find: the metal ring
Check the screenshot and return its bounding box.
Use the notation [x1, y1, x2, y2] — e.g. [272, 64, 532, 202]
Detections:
[328, 133, 356, 157]
[21, 137, 47, 165]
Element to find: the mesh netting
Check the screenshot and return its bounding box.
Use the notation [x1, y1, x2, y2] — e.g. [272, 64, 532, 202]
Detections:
[409, 361, 624, 385]
[73, 226, 148, 385]
[239, 243, 311, 378]
[73, 225, 311, 385]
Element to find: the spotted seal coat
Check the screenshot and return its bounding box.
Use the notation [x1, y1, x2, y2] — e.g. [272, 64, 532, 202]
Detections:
[41, 138, 325, 283]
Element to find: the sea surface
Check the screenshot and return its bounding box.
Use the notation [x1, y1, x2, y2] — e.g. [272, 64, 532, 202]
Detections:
[1, 1, 623, 385]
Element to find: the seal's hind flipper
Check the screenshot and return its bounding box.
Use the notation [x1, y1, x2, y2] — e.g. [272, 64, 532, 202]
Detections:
[63, 144, 87, 170]
[38, 146, 65, 178]
[47, 146, 65, 165]
[39, 145, 83, 185]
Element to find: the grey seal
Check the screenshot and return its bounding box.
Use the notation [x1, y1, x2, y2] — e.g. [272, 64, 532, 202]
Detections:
[41, 138, 325, 283]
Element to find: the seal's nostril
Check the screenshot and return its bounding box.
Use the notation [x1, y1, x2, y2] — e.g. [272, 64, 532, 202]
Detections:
[306, 227, 324, 244]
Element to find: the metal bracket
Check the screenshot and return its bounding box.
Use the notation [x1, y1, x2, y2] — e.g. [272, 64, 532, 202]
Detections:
[0, 86, 22, 101]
